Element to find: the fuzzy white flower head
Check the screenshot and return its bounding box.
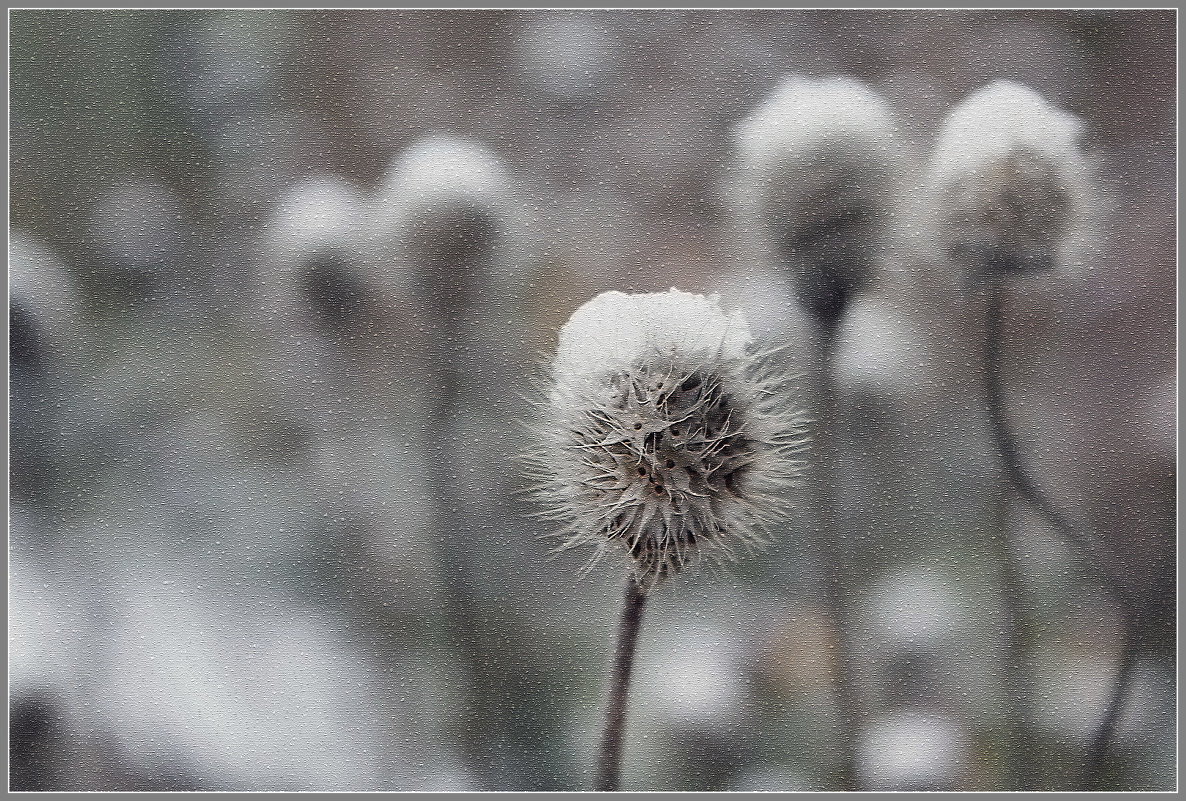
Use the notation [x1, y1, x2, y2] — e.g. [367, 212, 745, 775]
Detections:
[531, 289, 807, 586]
[372, 134, 522, 298]
[260, 173, 390, 337]
[734, 76, 903, 318]
[9, 232, 81, 361]
[925, 80, 1098, 274]
[735, 76, 899, 176]
[376, 134, 514, 218]
[268, 173, 364, 256]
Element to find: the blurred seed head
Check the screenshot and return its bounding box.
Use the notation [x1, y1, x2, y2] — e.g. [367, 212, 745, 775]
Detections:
[925, 80, 1099, 276]
[858, 567, 972, 711]
[831, 296, 941, 430]
[255, 173, 430, 429]
[270, 173, 363, 255]
[187, 11, 294, 114]
[372, 135, 532, 432]
[261, 173, 382, 341]
[734, 76, 903, 322]
[373, 134, 520, 307]
[527, 289, 807, 587]
[513, 13, 618, 104]
[9, 232, 82, 375]
[375, 135, 515, 223]
[10, 233, 83, 499]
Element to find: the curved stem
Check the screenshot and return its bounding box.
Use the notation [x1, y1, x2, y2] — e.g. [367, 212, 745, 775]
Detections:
[1081, 624, 1139, 789]
[982, 280, 1136, 789]
[982, 282, 1111, 581]
[815, 320, 861, 792]
[594, 577, 648, 792]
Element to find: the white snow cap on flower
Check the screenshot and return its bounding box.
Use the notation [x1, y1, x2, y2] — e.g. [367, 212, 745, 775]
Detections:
[375, 134, 514, 225]
[733, 76, 902, 317]
[531, 289, 807, 586]
[372, 134, 522, 298]
[267, 173, 364, 254]
[260, 173, 376, 320]
[553, 289, 753, 385]
[256, 173, 415, 352]
[925, 80, 1098, 273]
[735, 75, 899, 175]
[9, 232, 82, 368]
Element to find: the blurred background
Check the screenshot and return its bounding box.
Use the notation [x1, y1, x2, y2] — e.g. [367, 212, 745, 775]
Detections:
[8, 9, 1175, 791]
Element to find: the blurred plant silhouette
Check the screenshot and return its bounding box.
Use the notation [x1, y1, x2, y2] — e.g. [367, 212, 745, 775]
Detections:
[9, 8, 1175, 792]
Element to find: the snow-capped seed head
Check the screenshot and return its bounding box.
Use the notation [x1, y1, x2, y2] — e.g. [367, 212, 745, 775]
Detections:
[734, 76, 903, 320]
[378, 135, 514, 212]
[530, 289, 808, 588]
[9, 232, 81, 374]
[262, 174, 379, 337]
[925, 80, 1098, 275]
[372, 134, 520, 302]
[269, 174, 364, 256]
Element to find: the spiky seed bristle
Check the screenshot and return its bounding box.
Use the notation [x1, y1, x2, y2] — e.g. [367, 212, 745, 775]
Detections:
[528, 348, 807, 589]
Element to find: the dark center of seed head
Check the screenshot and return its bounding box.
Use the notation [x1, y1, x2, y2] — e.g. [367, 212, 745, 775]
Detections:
[591, 366, 750, 509]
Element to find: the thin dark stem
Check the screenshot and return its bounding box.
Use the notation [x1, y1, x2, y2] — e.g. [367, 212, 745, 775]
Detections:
[594, 577, 648, 792]
[991, 492, 1036, 789]
[982, 280, 1137, 789]
[1081, 623, 1140, 789]
[815, 319, 860, 792]
[982, 282, 1111, 580]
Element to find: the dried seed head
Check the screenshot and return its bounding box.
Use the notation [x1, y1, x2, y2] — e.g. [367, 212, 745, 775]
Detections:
[261, 174, 384, 338]
[734, 76, 903, 320]
[9, 232, 81, 375]
[925, 80, 1099, 275]
[372, 134, 521, 299]
[527, 289, 808, 588]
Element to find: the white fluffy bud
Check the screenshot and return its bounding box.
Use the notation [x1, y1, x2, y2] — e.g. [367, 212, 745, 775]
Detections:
[924, 80, 1098, 274]
[259, 174, 392, 340]
[529, 289, 807, 585]
[734, 76, 903, 319]
[372, 135, 519, 297]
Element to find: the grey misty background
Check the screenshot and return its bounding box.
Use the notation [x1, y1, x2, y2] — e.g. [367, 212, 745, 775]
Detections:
[8, 9, 1175, 792]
